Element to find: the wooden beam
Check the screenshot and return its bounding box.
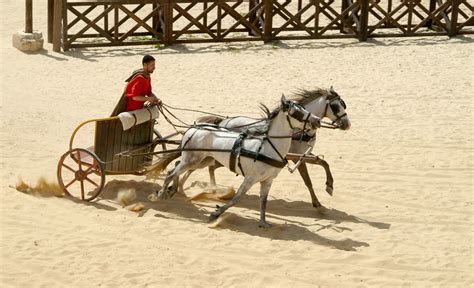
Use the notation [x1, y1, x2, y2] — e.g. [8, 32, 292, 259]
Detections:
[53, 0, 63, 52]
[48, 0, 54, 43]
[25, 0, 33, 33]
[449, 0, 459, 37]
[263, 0, 273, 42]
[62, 0, 68, 50]
[165, 0, 174, 45]
[359, 0, 369, 41]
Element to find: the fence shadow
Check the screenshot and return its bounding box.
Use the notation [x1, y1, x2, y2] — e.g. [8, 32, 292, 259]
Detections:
[54, 34, 473, 62]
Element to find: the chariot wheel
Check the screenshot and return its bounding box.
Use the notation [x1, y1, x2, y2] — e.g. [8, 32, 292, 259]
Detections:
[57, 148, 105, 201]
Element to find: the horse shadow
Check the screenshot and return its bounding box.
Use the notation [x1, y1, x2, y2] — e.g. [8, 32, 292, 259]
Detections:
[207, 212, 369, 251]
[82, 179, 385, 250]
[232, 194, 391, 230]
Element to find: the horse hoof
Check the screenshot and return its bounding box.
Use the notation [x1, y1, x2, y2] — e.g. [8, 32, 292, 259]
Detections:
[148, 193, 159, 202]
[156, 189, 170, 200]
[258, 221, 272, 229]
[209, 213, 219, 222]
[326, 185, 333, 196]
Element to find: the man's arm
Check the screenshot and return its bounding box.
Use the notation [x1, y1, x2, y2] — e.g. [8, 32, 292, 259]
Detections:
[131, 95, 160, 105]
[129, 77, 161, 105]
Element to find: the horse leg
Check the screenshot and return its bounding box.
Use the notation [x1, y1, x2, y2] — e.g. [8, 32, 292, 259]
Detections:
[258, 179, 273, 228]
[179, 169, 195, 194]
[153, 161, 192, 200]
[208, 162, 223, 191]
[209, 177, 254, 222]
[295, 161, 322, 208]
[305, 156, 334, 196]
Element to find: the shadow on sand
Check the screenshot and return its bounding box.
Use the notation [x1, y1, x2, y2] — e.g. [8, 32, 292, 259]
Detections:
[43, 35, 474, 61]
[230, 194, 391, 230]
[67, 179, 392, 250]
[207, 212, 370, 251]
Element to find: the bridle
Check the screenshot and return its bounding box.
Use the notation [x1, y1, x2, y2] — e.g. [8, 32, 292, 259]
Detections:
[324, 95, 347, 126]
[283, 100, 319, 136]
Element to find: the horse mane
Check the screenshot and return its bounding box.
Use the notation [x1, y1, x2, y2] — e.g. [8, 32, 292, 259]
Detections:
[263, 88, 337, 118]
[289, 88, 337, 105]
[258, 103, 272, 118]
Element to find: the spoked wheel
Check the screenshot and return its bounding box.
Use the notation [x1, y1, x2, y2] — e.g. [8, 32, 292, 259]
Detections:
[57, 148, 105, 201]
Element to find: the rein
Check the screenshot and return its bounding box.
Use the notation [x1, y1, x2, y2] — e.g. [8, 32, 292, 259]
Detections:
[162, 103, 226, 118]
[158, 104, 272, 134]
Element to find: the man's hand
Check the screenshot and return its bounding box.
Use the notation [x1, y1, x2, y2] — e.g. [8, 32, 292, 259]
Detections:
[149, 96, 162, 106]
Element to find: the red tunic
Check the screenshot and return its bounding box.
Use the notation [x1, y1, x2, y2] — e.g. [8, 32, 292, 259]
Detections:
[124, 75, 152, 111]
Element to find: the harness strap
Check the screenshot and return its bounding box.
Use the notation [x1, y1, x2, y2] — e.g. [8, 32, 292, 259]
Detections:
[229, 132, 247, 175]
[254, 137, 264, 162]
[292, 130, 316, 142]
[266, 137, 286, 162]
[239, 149, 288, 168]
[181, 128, 199, 150]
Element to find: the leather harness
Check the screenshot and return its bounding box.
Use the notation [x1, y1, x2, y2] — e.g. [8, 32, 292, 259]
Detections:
[228, 132, 288, 176]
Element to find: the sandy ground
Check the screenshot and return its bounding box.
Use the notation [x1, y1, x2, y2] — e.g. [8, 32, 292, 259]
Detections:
[1, 1, 473, 287]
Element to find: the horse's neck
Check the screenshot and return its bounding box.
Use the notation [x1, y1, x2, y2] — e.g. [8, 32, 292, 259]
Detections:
[304, 96, 327, 118]
[264, 110, 292, 157]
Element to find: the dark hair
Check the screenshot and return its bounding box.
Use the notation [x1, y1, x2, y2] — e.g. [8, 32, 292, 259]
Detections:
[142, 54, 155, 64]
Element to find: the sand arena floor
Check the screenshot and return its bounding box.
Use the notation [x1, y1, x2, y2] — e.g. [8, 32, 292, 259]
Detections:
[1, 1, 473, 287]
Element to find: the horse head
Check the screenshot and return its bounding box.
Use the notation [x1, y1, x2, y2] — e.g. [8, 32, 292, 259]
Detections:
[325, 87, 351, 130]
[281, 94, 321, 129]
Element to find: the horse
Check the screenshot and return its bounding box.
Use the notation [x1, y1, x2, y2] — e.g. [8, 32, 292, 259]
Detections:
[148, 95, 321, 228]
[182, 87, 351, 208]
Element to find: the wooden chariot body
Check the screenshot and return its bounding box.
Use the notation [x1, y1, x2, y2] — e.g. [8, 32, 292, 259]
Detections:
[57, 107, 161, 201]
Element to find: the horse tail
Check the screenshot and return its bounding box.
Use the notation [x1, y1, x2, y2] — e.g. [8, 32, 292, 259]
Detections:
[146, 151, 182, 180]
[196, 115, 225, 125]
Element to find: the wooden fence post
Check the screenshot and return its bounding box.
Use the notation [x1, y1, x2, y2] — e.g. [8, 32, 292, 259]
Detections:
[263, 0, 273, 43]
[249, 0, 256, 35]
[62, 0, 68, 51]
[426, 0, 436, 29]
[359, 0, 369, 41]
[26, 0, 33, 33]
[162, 0, 173, 45]
[152, 2, 159, 32]
[449, 0, 459, 37]
[340, 0, 349, 33]
[48, 0, 54, 43]
[53, 0, 63, 52]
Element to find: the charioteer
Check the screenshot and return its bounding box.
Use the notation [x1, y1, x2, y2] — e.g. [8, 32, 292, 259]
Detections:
[111, 54, 162, 116]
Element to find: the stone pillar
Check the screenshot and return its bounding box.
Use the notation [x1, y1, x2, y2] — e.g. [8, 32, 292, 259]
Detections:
[13, 0, 44, 52]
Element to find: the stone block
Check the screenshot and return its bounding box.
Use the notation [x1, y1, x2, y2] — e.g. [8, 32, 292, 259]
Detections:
[12, 31, 44, 52]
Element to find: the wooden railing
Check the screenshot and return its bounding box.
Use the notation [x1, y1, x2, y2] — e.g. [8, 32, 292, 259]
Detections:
[48, 0, 474, 51]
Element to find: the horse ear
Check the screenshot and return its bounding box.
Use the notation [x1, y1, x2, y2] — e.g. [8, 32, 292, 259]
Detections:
[281, 93, 287, 104]
[330, 86, 335, 93]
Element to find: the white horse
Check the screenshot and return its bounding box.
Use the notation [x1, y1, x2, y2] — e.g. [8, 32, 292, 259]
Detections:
[184, 87, 351, 208]
[148, 95, 320, 227]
